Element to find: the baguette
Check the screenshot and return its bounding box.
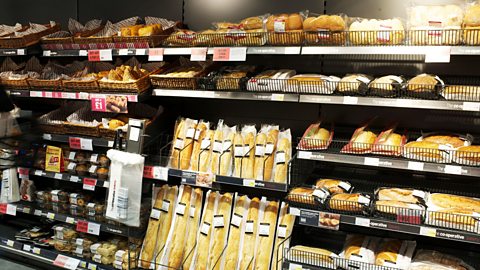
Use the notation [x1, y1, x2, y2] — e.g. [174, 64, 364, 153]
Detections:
[273, 138, 291, 183]
[139, 186, 166, 269]
[233, 132, 244, 178]
[181, 121, 197, 170]
[211, 127, 225, 175]
[255, 201, 279, 270]
[219, 130, 235, 176]
[170, 119, 185, 169]
[190, 122, 209, 172]
[155, 186, 178, 266]
[377, 188, 426, 204]
[242, 132, 256, 178]
[329, 193, 370, 212]
[273, 205, 296, 270]
[208, 193, 233, 270]
[253, 132, 267, 180]
[182, 189, 204, 270]
[167, 186, 193, 268]
[195, 192, 217, 270]
[199, 130, 215, 173]
[223, 195, 248, 270]
[264, 129, 279, 181]
[430, 193, 480, 213]
[239, 197, 260, 270]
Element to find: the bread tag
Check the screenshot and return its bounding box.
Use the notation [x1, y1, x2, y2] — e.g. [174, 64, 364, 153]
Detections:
[412, 190, 427, 201]
[213, 214, 225, 228]
[275, 151, 286, 164]
[161, 200, 170, 212]
[201, 139, 211, 150]
[357, 195, 371, 205]
[186, 128, 195, 139]
[75, 238, 84, 246]
[174, 138, 184, 150]
[312, 188, 329, 203]
[277, 224, 287, 238]
[213, 140, 223, 153]
[150, 208, 161, 220]
[255, 145, 265, 157]
[69, 152, 76, 160]
[67, 162, 76, 171]
[189, 205, 196, 218]
[231, 213, 243, 228]
[234, 145, 244, 157]
[200, 222, 211, 235]
[259, 223, 270, 237]
[176, 202, 186, 216]
[223, 140, 233, 152]
[245, 220, 254, 233]
[265, 143, 275, 155]
[274, 20, 286, 32]
[339, 181, 352, 192]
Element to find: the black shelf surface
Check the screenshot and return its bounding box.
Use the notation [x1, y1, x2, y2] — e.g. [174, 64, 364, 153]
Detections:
[42, 133, 115, 149]
[25, 167, 110, 189]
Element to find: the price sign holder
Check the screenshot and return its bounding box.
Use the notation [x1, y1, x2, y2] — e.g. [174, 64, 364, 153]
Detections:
[148, 48, 164, 61]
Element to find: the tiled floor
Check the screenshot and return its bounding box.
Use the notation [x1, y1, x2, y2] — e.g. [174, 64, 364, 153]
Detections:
[0, 257, 36, 270]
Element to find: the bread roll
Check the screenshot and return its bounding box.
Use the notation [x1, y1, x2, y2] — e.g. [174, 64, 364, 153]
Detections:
[167, 186, 193, 268]
[190, 122, 209, 172]
[253, 132, 267, 180]
[139, 186, 166, 268]
[194, 192, 217, 270]
[155, 186, 178, 266]
[315, 179, 351, 194]
[223, 196, 248, 270]
[233, 132, 244, 178]
[263, 129, 279, 181]
[182, 189, 203, 270]
[255, 201, 279, 270]
[273, 204, 296, 270]
[273, 137, 291, 183]
[288, 14, 304, 30]
[329, 193, 370, 212]
[239, 198, 260, 270]
[242, 132, 256, 178]
[208, 193, 233, 270]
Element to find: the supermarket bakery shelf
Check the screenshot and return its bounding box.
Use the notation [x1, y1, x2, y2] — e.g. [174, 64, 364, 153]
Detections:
[288, 206, 480, 245]
[153, 89, 299, 102]
[0, 47, 38, 56]
[10, 202, 141, 238]
[21, 167, 110, 189]
[6, 89, 146, 103]
[42, 133, 115, 149]
[297, 150, 480, 177]
[0, 237, 115, 270]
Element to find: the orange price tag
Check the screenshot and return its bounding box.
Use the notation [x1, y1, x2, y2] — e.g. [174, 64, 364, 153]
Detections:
[213, 48, 230, 61]
[88, 50, 100, 61]
[143, 166, 154, 178]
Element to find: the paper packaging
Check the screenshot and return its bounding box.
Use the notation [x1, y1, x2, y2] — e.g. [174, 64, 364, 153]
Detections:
[273, 203, 296, 270]
[106, 149, 145, 227]
[218, 125, 236, 177]
[222, 195, 250, 270]
[182, 188, 204, 270]
[240, 125, 257, 179]
[272, 129, 292, 184]
[298, 122, 334, 151]
[341, 120, 377, 154]
[253, 125, 269, 181]
[375, 239, 416, 270]
[339, 235, 380, 269]
[209, 120, 225, 175]
[189, 121, 210, 172]
[371, 125, 406, 157]
[409, 249, 475, 270]
[238, 197, 266, 270]
[154, 186, 178, 268]
[169, 117, 198, 170]
[208, 192, 233, 270]
[246, 70, 296, 92]
[255, 200, 279, 270]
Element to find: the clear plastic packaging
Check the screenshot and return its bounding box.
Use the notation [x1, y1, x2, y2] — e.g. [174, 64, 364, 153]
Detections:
[303, 13, 347, 45]
[348, 17, 405, 45]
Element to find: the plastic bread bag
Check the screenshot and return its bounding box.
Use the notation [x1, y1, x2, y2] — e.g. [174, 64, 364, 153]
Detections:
[368, 75, 406, 98]
[406, 74, 444, 99]
[403, 132, 471, 163]
[341, 120, 377, 154]
[207, 192, 234, 270]
[246, 69, 296, 92]
[407, 1, 464, 45]
[164, 29, 198, 46]
[272, 129, 292, 184]
[218, 125, 236, 177]
[240, 125, 257, 179]
[303, 12, 347, 45]
[212, 14, 268, 46]
[0, 168, 20, 203]
[181, 188, 204, 270]
[210, 120, 225, 175]
[339, 235, 380, 269]
[374, 239, 416, 270]
[238, 197, 266, 270]
[298, 122, 334, 150]
[337, 74, 373, 95]
[189, 191, 219, 270]
[425, 193, 480, 233]
[222, 194, 250, 270]
[371, 124, 406, 156]
[190, 120, 210, 172]
[169, 117, 198, 170]
[453, 145, 480, 166]
[285, 74, 341, 94]
[266, 11, 308, 45]
[213, 14, 268, 31]
[463, 0, 480, 45]
[263, 126, 280, 181]
[314, 179, 353, 194]
[273, 202, 296, 270]
[254, 200, 279, 270]
[409, 249, 475, 270]
[348, 17, 405, 45]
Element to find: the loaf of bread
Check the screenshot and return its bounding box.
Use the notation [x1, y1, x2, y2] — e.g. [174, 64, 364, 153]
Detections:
[403, 141, 446, 161]
[285, 74, 340, 94]
[219, 128, 235, 176]
[303, 15, 346, 45]
[464, 4, 480, 45]
[223, 196, 248, 270]
[182, 188, 203, 270]
[371, 132, 404, 156]
[407, 74, 443, 98]
[298, 123, 332, 150]
[423, 135, 466, 148]
[190, 122, 209, 172]
[349, 18, 404, 45]
[210, 123, 225, 175]
[315, 179, 352, 194]
[342, 235, 378, 263]
[329, 193, 370, 212]
[241, 16, 264, 30]
[253, 131, 267, 180]
[139, 186, 166, 269]
[170, 119, 185, 169]
[288, 245, 337, 267]
[369, 75, 404, 96]
[167, 186, 193, 269]
[337, 74, 372, 94]
[242, 130, 256, 179]
[255, 201, 279, 270]
[199, 130, 215, 172]
[208, 193, 233, 270]
[375, 239, 416, 269]
[266, 14, 304, 32]
[194, 192, 217, 270]
[377, 188, 426, 204]
[430, 193, 480, 213]
[342, 130, 377, 153]
[239, 197, 260, 270]
[155, 186, 178, 266]
[181, 119, 197, 170]
[375, 200, 425, 215]
[170, 118, 197, 170]
[287, 187, 316, 205]
[454, 145, 480, 165]
[273, 131, 292, 183]
[410, 249, 474, 270]
[273, 204, 296, 270]
[233, 132, 244, 178]
[263, 129, 279, 181]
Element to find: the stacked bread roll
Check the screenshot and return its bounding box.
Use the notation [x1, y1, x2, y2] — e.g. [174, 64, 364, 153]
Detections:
[266, 13, 305, 45]
[349, 18, 404, 45]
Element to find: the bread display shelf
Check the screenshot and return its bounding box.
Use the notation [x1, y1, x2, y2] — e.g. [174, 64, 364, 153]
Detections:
[42, 133, 115, 149]
[24, 167, 110, 189]
[0, 237, 116, 270]
[0, 47, 37, 56]
[5, 89, 144, 102]
[153, 89, 299, 102]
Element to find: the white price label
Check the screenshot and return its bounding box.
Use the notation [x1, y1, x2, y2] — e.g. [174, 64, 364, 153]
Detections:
[150, 208, 161, 220]
[231, 213, 243, 227]
[245, 221, 254, 233]
[200, 222, 211, 235]
[88, 263, 97, 270]
[355, 217, 370, 227]
[43, 134, 52, 140]
[67, 163, 76, 171]
[243, 179, 255, 187]
[33, 247, 41, 254]
[47, 212, 55, 219]
[289, 207, 300, 216]
[271, 94, 285, 101]
[6, 204, 16, 216]
[17, 49, 25, 55]
[425, 46, 451, 63]
[258, 223, 270, 236]
[161, 200, 170, 212]
[70, 176, 80, 183]
[43, 50, 51, 57]
[343, 96, 359, 105]
[6, 240, 14, 247]
[213, 215, 225, 228]
[255, 145, 265, 156]
[265, 143, 275, 155]
[22, 207, 30, 214]
[135, 48, 146, 55]
[80, 138, 93, 151]
[66, 217, 75, 224]
[54, 173, 63, 180]
[420, 226, 437, 237]
[148, 48, 164, 61]
[408, 161, 424, 171]
[297, 151, 312, 160]
[68, 152, 76, 160]
[99, 49, 113, 61]
[79, 50, 88, 56]
[277, 225, 287, 238]
[153, 166, 169, 180]
[87, 222, 100, 235]
[364, 157, 380, 166]
[34, 209, 42, 216]
[190, 47, 207, 61]
[463, 102, 480, 112]
[190, 206, 196, 218]
[176, 203, 186, 215]
[90, 154, 98, 163]
[289, 263, 303, 270]
[444, 165, 462, 175]
[118, 49, 129, 56]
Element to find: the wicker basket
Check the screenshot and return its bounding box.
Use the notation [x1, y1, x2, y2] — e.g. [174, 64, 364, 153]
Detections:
[0, 24, 60, 48]
[1, 78, 29, 89]
[28, 78, 63, 91]
[98, 73, 152, 93]
[150, 66, 212, 90]
[73, 36, 115, 49]
[62, 79, 99, 92]
[37, 102, 84, 134]
[64, 123, 100, 137]
[112, 26, 175, 48]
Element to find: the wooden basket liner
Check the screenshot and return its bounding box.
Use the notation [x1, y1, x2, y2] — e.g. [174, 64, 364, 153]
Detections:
[37, 102, 84, 134]
[0, 23, 60, 48]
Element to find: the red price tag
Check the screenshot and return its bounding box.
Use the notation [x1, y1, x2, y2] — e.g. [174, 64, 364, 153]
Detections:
[0, 203, 7, 214]
[83, 178, 97, 191]
[91, 97, 106, 112]
[88, 50, 100, 61]
[54, 254, 80, 270]
[397, 214, 421, 225]
[213, 48, 230, 61]
[148, 48, 164, 61]
[143, 166, 154, 178]
[69, 137, 82, 150]
[17, 167, 29, 177]
[52, 92, 62, 99]
[76, 220, 88, 233]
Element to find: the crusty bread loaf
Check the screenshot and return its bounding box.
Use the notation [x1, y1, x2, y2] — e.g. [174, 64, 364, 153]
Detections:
[242, 132, 256, 178]
[190, 122, 209, 172]
[375, 239, 402, 266]
[239, 198, 260, 270]
[139, 186, 166, 268]
[241, 17, 264, 30]
[223, 196, 248, 270]
[255, 201, 279, 270]
[195, 192, 217, 270]
[170, 119, 185, 169]
[253, 132, 267, 180]
[208, 193, 233, 270]
[455, 145, 480, 162]
[264, 129, 279, 181]
[329, 193, 369, 212]
[211, 128, 224, 175]
[377, 188, 424, 204]
[423, 135, 465, 148]
[289, 245, 336, 264]
[273, 205, 296, 270]
[315, 179, 349, 194]
[155, 186, 178, 266]
[182, 188, 203, 270]
[430, 193, 480, 213]
[266, 14, 303, 31]
[404, 141, 443, 160]
[199, 130, 215, 173]
[344, 235, 366, 260]
[273, 138, 291, 183]
[233, 132, 244, 178]
[287, 187, 316, 205]
[167, 186, 193, 268]
[219, 131, 235, 176]
[375, 200, 424, 215]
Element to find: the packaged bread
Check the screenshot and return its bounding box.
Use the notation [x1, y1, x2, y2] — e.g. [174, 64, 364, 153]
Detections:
[442, 85, 480, 101]
[210, 121, 233, 175]
[233, 130, 245, 178]
[223, 195, 249, 270]
[255, 200, 279, 270]
[263, 127, 280, 181]
[169, 118, 198, 170]
[241, 125, 257, 179]
[375, 239, 416, 269]
[315, 179, 353, 194]
[328, 193, 371, 213]
[266, 12, 307, 45]
[287, 245, 338, 269]
[153, 186, 178, 267]
[371, 126, 406, 156]
[303, 14, 347, 45]
[463, 3, 480, 45]
[198, 129, 215, 173]
[273, 203, 296, 270]
[340, 235, 380, 267]
[246, 69, 296, 92]
[408, 4, 463, 45]
[182, 188, 204, 270]
[212, 15, 267, 46]
[337, 74, 373, 95]
[287, 187, 330, 206]
[341, 123, 377, 154]
[403, 133, 471, 163]
[208, 193, 233, 270]
[376, 187, 427, 204]
[409, 249, 475, 270]
[407, 74, 444, 99]
[273, 129, 292, 184]
[253, 125, 270, 181]
[164, 29, 197, 46]
[189, 121, 210, 172]
[219, 125, 236, 176]
[238, 197, 261, 270]
[349, 18, 405, 45]
[298, 122, 334, 150]
[453, 145, 480, 166]
[368, 75, 405, 97]
[285, 74, 341, 94]
[209, 120, 224, 175]
[426, 193, 480, 232]
[214, 65, 256, 90]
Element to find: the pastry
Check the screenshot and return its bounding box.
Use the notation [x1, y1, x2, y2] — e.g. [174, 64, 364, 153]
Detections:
[241, 16, 264, 30]
[329, 193, 370, 212]
[266, 14, 304, 32]
[182, 189, 203, 270]
[315, 179, 352, 194]
[239, 197, 260, 270]
[223, 196, 248, 270]
[194, 192, 217, 270]
[254, 201, 279, 270]
[208, 193, 233, 270]
[95, 167, 109, 180]
[108, 119, 126, 130]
